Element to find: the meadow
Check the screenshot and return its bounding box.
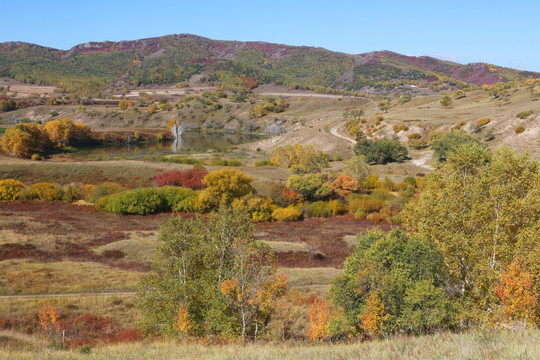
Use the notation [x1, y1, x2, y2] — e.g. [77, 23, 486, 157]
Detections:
[0, 81, 539, 357]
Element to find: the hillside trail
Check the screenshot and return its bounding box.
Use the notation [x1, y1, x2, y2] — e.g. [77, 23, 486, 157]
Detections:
[330, 122, 356, 145]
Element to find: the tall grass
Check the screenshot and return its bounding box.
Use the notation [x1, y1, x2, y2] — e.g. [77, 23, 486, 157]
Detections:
[1, 329, 537, 359]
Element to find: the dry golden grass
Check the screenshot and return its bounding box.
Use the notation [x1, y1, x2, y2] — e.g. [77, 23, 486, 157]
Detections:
[0, 260, 143, 295]
[1, 329, 538, 359]
[95, 231, 158, 265]
[0, 293, 139, 327]
[278, 267, 342, 287]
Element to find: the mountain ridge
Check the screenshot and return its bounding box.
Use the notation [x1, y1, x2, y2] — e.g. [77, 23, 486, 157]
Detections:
[1, 33, 538, 95]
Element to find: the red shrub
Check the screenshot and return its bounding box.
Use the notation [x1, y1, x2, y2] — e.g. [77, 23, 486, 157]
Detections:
[154, 169, 207, 189]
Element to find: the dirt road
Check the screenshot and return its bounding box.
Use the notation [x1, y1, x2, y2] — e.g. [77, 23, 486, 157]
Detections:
[330, 122, 356, 145]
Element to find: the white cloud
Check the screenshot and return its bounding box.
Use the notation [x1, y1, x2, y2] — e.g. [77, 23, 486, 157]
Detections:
[427, 53, 460, 63]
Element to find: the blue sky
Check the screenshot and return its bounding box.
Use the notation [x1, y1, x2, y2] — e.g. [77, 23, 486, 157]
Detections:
[2, 1, 539, 71]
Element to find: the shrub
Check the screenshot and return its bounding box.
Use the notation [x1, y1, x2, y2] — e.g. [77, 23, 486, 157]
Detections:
[354, 138, 408, 164]
[164, 156, 202, 165]
[477, 118, 491, 126]
[85, 182, 125, 203]
[154, 169, 207, 189]
[516, 110, 534, 119]
[327, 200, 347, 216]
[515, 125, 526, 134]
[304, 201, 331, 218]
[211, 159, 243, 166]
[97, 188, 167, 215]
[407, 133, 422, 140]
[348, 197, 385, 214]
[287, 174, 332, 201]
[0, 179, 25, 200]
[62, 183, 83, 203]
[194, 169, 255, 211]
[331, 174, 359, 198]
[254, 160, 273, 167]
[392, 124, 409, 133]
[158, 186, 197, 212]
[23, 182, 63, 201]
[272, 206, 303, 221]
[232, 194, 276, 222]
[431, 131, 480, 162]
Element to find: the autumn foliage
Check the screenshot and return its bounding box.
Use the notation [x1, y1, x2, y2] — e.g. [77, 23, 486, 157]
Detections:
[38, 305, 61, 337]
[154, 169, 207, 189]
[495, 257, 538, 327]
[359, 292, 389, 337]
[307, 298, 330, 341]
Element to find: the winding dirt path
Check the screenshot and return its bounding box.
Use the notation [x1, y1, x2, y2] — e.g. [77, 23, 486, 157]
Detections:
[330, 122, 356, 145]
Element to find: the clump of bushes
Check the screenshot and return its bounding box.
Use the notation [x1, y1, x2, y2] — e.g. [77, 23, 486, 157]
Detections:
[272, 206, 303, 221]
[477, 118, 491, 126]
[254, 160, 273, 167]
[232, 194, 276, 222]
[392, 124, 409, 133]
[210, 159, 243, 166]
[515, 125, 526, 134]
[154, 169, 207, 189]
[21, 182, 63, 201]
[85, 182, 125, 204]
[354, 138, 408, 164]
[96, 186, 197, 215]
[0, 179, 25, 200]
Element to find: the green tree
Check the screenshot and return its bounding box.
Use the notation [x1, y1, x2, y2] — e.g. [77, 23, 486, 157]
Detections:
[195, 169, 255, 211]
[286, 173, 332, 201]
[440, 95, 452, 108]
[329, 229, 454, 335]
[430, 131, 480, 162]
[345, 155, 370, 183]
[137, 208, 286, 339]
[354, 138, 408, 164]
[403, 145, 540, 326]
[118, 98, 129, 111]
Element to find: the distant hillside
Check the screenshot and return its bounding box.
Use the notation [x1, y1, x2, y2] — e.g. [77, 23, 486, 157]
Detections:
[1, 34, 539, 95]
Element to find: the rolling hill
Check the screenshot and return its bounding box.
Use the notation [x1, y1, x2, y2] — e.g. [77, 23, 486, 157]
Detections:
[1, 34, 539, 95]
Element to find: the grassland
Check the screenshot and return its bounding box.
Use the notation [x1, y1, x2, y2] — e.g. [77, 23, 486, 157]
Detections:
[1, 329, 538, 359]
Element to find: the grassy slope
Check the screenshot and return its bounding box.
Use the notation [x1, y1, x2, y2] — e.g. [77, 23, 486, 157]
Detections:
[1, 329, 538, 359]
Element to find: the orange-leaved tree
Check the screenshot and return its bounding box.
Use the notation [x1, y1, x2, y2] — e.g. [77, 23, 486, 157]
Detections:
[359, 291, 389, 337]
[174, 305, 192, 336]
[307, 298, 330, 341]
[38, 305, 61, 339]
[495, 257, 538, 328]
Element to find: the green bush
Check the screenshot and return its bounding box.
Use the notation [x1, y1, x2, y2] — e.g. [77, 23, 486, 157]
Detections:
[97, 188, 167, 215]
[327, 199, 347, 215]
[211, 159, 244, 167]
[272, 206, 303, 221]
[0, 179, 25, 200]
[158, 186, 197, 212]
[304, 201, 331, 218]
[85, 182, 125, 203]
[62, 183, 83, 203]
[348, 196, 385, 214]
[286, 174, 333, 201]
[430, 131, 480, 162]
[23, 182, 63, 201]
[516, 110, 534, 119]
[254, 160, 273, 167]
[354, 138, 408, 164]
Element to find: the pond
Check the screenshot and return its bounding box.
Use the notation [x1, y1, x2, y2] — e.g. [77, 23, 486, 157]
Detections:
[71, 131, 265, 159]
